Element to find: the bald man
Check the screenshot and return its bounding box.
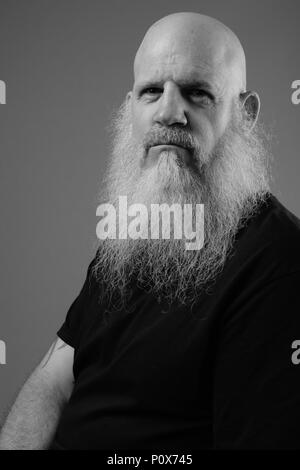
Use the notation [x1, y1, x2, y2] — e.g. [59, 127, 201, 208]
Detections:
[1, 12, 300, 450]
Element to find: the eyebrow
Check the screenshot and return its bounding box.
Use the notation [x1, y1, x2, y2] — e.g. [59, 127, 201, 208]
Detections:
[136, 79, 216, 93]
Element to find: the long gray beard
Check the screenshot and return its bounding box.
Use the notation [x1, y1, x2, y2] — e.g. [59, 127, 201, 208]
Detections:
[93, 100, 272, 312]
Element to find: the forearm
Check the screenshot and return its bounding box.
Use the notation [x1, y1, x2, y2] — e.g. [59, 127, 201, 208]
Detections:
[0, 368, 65, 450]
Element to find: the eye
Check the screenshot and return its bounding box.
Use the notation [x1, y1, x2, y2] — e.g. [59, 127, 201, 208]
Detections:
[187, 89, 214, 105]
[141, 87, 162, 97]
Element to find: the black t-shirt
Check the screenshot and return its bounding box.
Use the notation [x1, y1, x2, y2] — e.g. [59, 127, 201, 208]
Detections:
[50, 193, 300, 449]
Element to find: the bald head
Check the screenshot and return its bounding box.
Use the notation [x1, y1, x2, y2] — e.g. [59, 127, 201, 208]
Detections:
[128, 12, 260, 172]
[134, 12, 246, 95]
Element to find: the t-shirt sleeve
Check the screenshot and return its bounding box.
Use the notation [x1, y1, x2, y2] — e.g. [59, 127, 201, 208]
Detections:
[56, 257, 96, 349]
[213, 270, 300, 449]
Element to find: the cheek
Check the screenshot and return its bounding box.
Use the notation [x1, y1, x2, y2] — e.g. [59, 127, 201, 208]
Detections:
[194, 108, 231, 153]
[213, 102, 233, 137]
[131, 104, 151, 141]
[193, 118, 215, 153]
[132, 117, 144, 141]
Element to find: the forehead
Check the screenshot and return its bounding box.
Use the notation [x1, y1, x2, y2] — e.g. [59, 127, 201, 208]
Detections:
[134, 30, 239, 95]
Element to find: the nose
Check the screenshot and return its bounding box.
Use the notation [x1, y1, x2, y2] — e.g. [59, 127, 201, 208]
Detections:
[153, 83, 187, 127]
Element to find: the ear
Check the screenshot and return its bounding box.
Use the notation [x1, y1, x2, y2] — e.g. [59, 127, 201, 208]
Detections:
[126, 91, 132, 103]
[239, 91, 260, 130]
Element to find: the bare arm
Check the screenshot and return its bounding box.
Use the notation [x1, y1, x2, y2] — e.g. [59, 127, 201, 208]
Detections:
[0, 337, 74, 450]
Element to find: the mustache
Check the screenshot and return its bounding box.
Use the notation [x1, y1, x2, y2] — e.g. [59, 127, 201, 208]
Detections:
[143, 125, 198, 154]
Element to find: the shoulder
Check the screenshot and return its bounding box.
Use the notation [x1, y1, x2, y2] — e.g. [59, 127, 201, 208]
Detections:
[216, 194, 300, 330]
[233, 193, 300, 281]
[260, 193, 300, 245]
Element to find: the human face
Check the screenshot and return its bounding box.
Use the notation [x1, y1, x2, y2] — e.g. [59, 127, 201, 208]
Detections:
[129, 36, 237, 170]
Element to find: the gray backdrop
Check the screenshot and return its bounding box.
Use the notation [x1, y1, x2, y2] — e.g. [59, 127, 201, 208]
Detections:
[0, 0, 299, 420]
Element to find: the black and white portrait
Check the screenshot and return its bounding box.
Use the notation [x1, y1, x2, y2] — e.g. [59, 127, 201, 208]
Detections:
[0, 0, 300, 452]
